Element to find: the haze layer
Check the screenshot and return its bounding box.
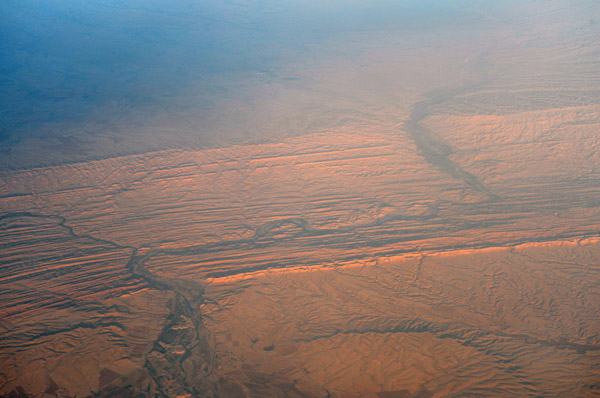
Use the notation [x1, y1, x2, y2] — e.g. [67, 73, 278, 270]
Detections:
[1, 0, 599, 397]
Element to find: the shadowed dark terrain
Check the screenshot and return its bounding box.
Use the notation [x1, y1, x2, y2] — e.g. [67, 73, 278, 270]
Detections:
[1, 0, 599, 397]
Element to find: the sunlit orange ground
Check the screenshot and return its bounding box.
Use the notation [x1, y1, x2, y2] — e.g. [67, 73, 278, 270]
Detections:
[1, 2, 599, 396]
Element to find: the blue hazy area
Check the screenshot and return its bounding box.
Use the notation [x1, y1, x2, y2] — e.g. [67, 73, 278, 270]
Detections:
[0, 0, 488, 153]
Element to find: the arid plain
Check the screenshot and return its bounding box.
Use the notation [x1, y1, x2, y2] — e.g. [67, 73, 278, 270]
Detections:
[1, 1, 600, 397]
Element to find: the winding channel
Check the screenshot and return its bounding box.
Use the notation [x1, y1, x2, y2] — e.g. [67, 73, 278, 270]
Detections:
[404, 91, 499, 201]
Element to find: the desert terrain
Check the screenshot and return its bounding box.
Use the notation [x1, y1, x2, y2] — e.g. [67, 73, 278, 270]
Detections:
[1, 0, 599, 397]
